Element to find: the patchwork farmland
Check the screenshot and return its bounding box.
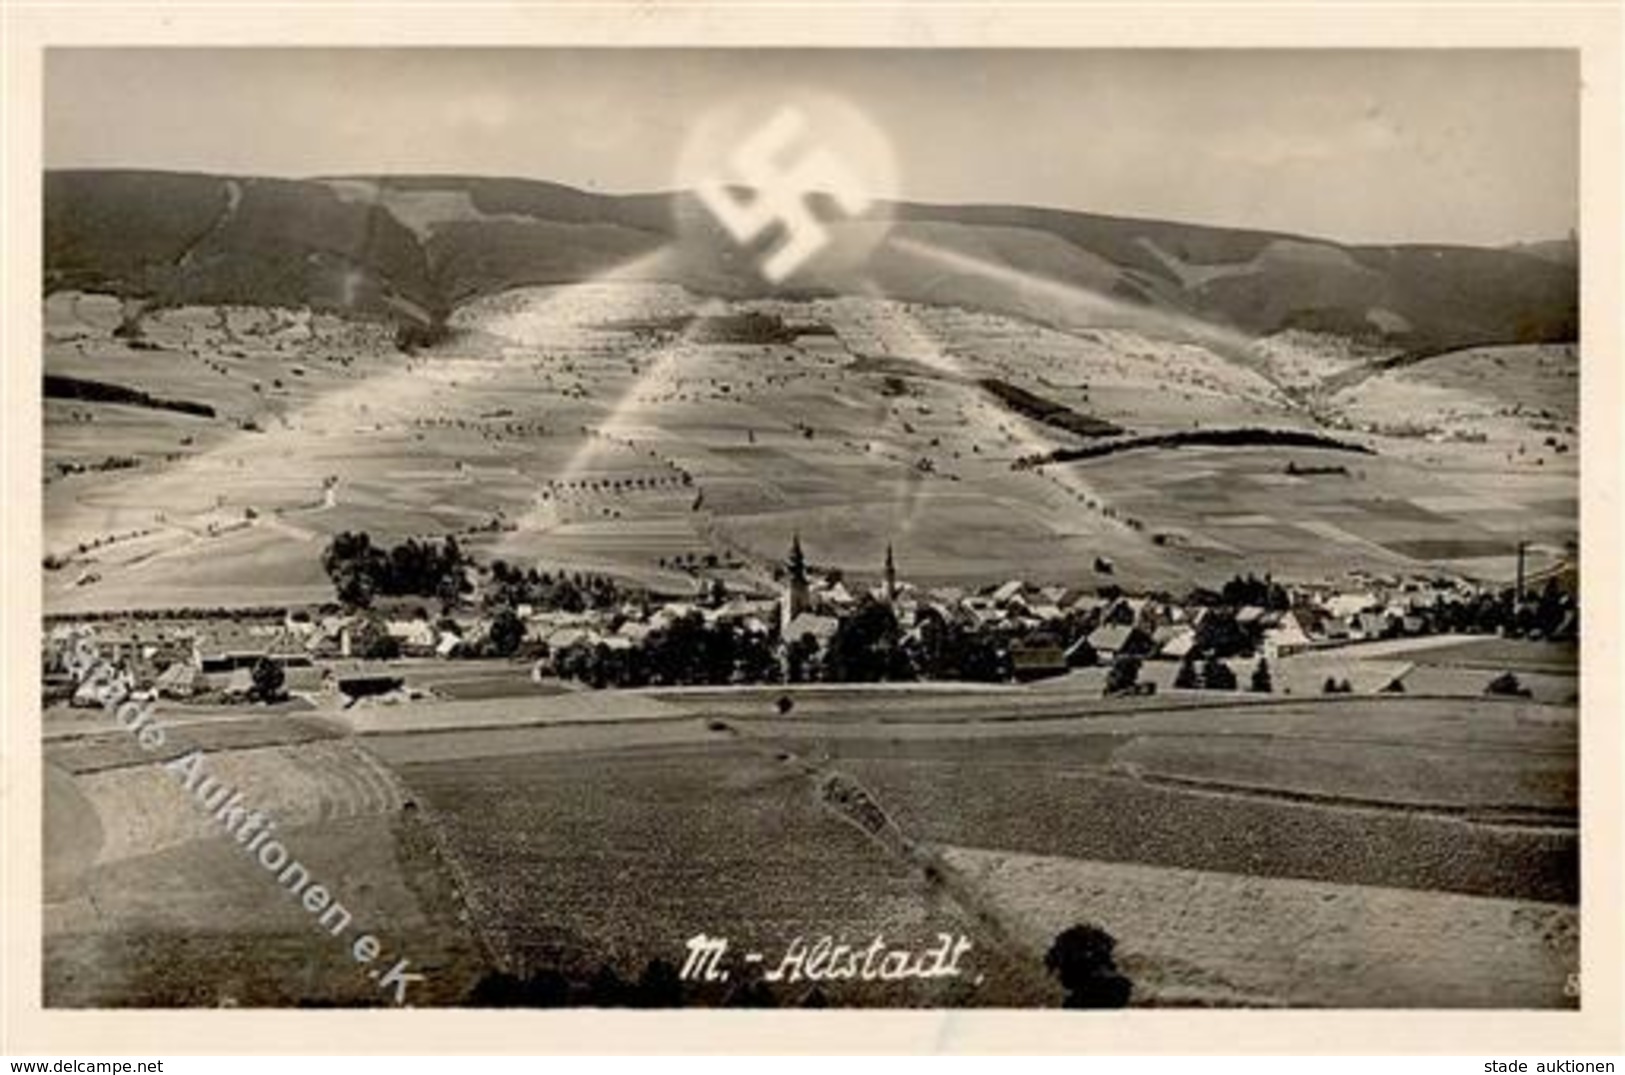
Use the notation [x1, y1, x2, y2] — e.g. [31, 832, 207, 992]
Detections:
[40, 167, 1580, 1011]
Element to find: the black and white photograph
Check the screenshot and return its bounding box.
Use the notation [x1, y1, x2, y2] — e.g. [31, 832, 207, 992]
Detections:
[31, 43, 1591, 1015]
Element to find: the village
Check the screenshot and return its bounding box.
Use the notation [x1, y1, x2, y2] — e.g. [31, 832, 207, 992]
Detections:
[42, 531, 1579, 712]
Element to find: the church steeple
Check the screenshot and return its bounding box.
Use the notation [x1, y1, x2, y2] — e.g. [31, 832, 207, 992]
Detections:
[782, 533, 810, 636]
[788, 533, 808, 586]
[883, 542, 897, 603]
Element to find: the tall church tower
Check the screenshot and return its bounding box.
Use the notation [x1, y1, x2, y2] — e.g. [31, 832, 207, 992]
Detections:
[781, 533, 810, 636]
[883, 543, 898, 604]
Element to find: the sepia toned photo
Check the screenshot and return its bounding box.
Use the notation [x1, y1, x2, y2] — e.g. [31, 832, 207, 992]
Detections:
[36, 45, 1584, 1014]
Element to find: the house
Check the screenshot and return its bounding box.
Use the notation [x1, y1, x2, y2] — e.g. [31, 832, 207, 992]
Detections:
[1262, 612, 1313, 658]
[1318, 616, 1354, 642]
[650, 603, 698, 629]
[543, 626, 591, 652]
[194, 624, 306, 674]
[1100, 598, 1141, 627]
[153, 661, 200, 698]
[1156, 627, 1198, 661]
[1038, 585, 1070, 606]
[616, 621, 655, 644]
[1351, 611, 1389, 639]
[385, 618, 437, 655]
[1009, 641, 1068, 682]
[1059, 590, 1100, 612]
[92, 626, 195, 679]
[819, 581, 857, 609]
[1326, 591, 1377, 619]
[1063, 634, 1099, 668]
[1087, 624, 1153, 661]
[991, 580, 1027, 607]
[783, 612, 840, 648]
[72, 662, 133, 708]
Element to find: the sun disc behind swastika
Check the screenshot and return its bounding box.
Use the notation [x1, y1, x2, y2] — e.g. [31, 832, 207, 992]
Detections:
[677, 92, 899, 285]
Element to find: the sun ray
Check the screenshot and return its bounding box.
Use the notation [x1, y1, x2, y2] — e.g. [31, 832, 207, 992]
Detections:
[885, 234, 1266, 369]
[852, 271, 1139, 543]
[52, 246, 687, 561]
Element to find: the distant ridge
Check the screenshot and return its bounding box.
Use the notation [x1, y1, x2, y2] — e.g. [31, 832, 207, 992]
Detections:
[45, 168, 1578, 349]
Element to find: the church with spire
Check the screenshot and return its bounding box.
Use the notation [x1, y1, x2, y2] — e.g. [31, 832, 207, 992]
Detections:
[780, 532, 811, 638]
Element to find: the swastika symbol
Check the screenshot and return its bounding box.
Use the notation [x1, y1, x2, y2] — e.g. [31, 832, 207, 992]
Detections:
[695, 106, 873, 283]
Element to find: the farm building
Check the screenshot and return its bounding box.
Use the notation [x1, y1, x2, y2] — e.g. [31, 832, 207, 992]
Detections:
[1088, 623, 1154, 661]
[194, 624, 309, 674]
[1009, 641, 1068, 682]
[1263, 612, 1315, 658]
[385, 619, 438, 655]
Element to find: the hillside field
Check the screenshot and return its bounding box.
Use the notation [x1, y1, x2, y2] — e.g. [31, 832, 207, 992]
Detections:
[43, 280, 1577, 613]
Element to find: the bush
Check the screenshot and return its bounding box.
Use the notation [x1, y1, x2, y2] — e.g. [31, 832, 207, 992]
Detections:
[1201, 656, 1237, 691]
[1486, 671, 1532, 698]
[1104, 656, 1141, 696]
[249, 656, 285, 703]
[1044, 924, 1133, 1008]
[1249, 658, 1273, 693]
[487, 607, 525, 657]
[349, 615, 400, 660]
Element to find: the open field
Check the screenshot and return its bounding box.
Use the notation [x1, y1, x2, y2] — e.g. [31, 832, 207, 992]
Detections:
[43, 732, 485, 1006]
[820, 741, 1574, 903]
[44, 284, 1578, 613]
[44, 811, 486, 1007]
[1400, 637, 1579, 673]
[42, 685, 1578, 1007]
[944, 848, 1575, 1008]
[394, 741, 1051, 1005]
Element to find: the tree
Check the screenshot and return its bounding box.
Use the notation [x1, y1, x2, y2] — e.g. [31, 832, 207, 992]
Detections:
[1104, 655, 1141, 696]
[908, 611, 1005, 682]
[349, 615, 400, 660]
[1486, 671, 1531, 698]
[1065, 637, 1099, 670]
[1201, 656, 1237, 691]
[1193, 610, 1250, 659]
[633, 959, 684, 1008]
[1044, 924, 1133, 1008]
[822, 598, 912, 683]
[1249, 658, 1273, 693]
[785, 633, 820, 684]
[322, 531, 384, 608]
[487, 607, 526, 658]
[249, 656, 285, 703]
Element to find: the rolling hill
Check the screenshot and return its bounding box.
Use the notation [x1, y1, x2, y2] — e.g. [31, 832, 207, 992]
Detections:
[45, 169, 1578, 351]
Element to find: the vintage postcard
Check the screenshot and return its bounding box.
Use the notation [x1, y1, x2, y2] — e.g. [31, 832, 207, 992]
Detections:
[2, 0, 1621, 1056]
